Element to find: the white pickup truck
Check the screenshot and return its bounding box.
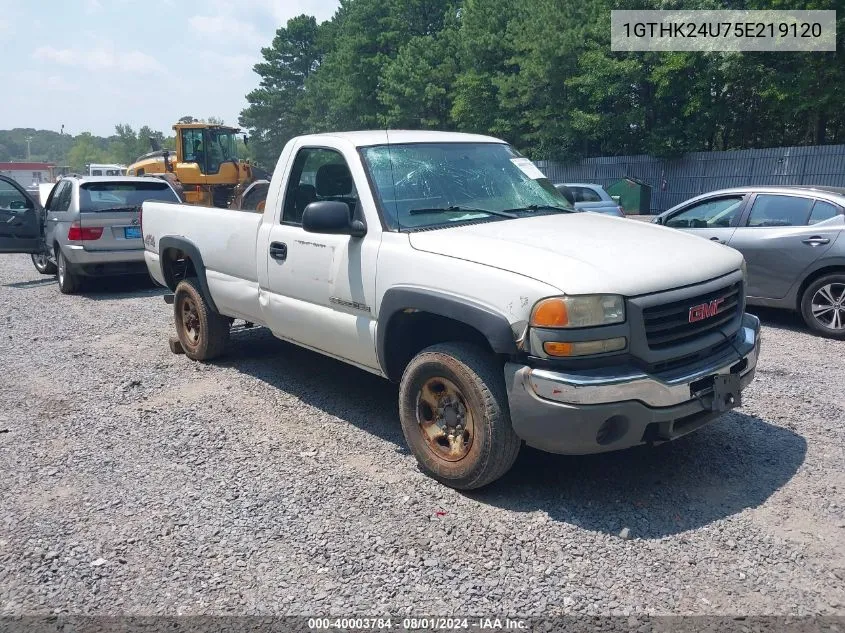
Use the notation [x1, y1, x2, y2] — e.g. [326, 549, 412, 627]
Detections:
[141, 131, 761, 489]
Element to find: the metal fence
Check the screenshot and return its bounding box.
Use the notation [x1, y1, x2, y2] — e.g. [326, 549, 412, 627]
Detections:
[536, 144, 845, 214]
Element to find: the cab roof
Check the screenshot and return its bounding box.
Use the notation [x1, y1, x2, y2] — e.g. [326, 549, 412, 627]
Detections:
[295, 130, 507, 147]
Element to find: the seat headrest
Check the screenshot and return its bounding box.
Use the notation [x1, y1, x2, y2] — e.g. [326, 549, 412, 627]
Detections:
[316, 164, 353, 197]
[295, 184, 316, 201]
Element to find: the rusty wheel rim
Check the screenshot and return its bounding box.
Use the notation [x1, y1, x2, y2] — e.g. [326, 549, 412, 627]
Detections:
[180, 296, 201, 346]
[415, 376, 474, 462]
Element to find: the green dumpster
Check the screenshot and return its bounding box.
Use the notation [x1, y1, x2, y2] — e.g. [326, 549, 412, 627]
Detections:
[606, 177, 652, 215]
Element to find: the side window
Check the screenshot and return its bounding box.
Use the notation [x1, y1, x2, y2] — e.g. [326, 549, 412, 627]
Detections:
[0, 179, 32, 210]
[746, 194, 813, 228]
[48, 181, 72, 212]
[808, 200, 841, 225]
[666, 196, 744, 229]
[281, 148, 357, 225]
[181, 129, 204, 168]
[571, 187, 602, 203]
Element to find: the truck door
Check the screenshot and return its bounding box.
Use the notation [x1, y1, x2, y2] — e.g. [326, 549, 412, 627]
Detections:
[0, 175, 44, 253]
[262, 145, 381, 370]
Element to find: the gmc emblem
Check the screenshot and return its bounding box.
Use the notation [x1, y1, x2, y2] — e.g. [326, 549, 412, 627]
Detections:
[689, 298, 725, 323]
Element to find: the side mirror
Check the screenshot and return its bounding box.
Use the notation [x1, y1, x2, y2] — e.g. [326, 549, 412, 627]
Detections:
[149, 136, 161, 152]
[243, 135, 249, 147]
[302, 201, 366, 237]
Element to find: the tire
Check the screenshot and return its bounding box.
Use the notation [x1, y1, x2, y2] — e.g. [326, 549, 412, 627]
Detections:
[31, 251, 57, 275]
[56, 249, 80, 295]
[398, 342, 521, 490]
[800, 273, 845, 339]
[173, 278, 230, 361]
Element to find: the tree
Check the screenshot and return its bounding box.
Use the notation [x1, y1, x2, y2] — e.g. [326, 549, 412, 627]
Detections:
[378, 9, 460, 129]
[178, 116, 197, 124]
[240, 14, 324, 167]
[67, 133, 111, 172]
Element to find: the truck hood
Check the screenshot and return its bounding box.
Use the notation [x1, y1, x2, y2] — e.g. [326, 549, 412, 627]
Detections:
[408, 213, 744, 296]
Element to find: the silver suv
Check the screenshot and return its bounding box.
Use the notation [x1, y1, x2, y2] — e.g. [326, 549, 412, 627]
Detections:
[0, 175, 179, 294]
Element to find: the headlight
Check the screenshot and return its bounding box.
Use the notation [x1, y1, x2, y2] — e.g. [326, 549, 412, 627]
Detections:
[530, 295, 625, 329]
[740, 259, 747, 280]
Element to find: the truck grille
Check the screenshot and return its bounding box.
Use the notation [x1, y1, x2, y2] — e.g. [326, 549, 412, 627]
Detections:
[643, 282, 741, 350]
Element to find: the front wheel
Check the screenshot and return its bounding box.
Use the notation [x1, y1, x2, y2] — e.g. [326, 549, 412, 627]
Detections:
[173, 278, 230, 361]
[800, 274, 845, 339]
[31, 251, 57, 275]
[399, 342, 521, 490]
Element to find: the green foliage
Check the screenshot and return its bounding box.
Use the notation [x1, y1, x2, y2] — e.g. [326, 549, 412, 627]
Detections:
[0, 125, 175, 172]
[238, 0, 845, 163]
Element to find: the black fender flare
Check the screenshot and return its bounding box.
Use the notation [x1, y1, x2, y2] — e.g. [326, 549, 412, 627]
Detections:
[377, 287, 518, 379]
[157, 236, 219, 314]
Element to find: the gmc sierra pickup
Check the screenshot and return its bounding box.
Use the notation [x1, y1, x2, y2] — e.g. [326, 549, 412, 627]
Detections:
[139, 131, 760, 489]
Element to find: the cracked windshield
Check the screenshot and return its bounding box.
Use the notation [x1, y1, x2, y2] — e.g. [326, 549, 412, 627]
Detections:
[361, 142, 573, 230]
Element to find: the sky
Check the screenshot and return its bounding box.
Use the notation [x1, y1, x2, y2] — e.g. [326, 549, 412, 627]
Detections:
[0, 0, 341, 137]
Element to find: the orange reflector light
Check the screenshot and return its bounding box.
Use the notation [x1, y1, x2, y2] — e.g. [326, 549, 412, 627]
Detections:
[543, 337, 627, 357]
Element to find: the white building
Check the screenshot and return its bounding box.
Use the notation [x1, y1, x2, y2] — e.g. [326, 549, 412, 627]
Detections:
[0, 162, 56, 188]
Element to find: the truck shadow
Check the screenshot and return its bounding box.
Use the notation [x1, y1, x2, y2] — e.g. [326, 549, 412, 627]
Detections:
[472, 415, 806, 538]
[221, 327, 806, 539]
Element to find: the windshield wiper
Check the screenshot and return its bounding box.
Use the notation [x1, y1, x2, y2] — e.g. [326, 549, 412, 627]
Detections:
[503, 204, 574, 214]
[408, 206, 515, 218]
[84, 206, 138, 213]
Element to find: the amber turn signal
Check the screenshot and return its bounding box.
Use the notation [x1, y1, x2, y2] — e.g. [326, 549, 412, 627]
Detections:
[543, 337, 627, 357]
[531, 298, 569, 328]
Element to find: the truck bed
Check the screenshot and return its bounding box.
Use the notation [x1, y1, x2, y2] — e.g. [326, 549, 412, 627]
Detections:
[142, 201, 264, 324]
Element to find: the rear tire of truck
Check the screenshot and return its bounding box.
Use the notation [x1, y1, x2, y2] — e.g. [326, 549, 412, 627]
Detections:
[800, 273, 845, 339]
[56, 249, 80, 295]
[399, 342, 521, 490]
[173, 278, 230, 361]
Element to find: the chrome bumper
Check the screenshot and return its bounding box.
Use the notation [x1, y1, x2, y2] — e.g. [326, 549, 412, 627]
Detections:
[516, 313, 760, 409]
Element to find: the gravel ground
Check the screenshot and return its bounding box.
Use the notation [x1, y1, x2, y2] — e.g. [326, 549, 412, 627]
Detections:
[0, 253, 843, 617]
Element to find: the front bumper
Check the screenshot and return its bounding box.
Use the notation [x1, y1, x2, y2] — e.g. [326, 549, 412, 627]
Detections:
[505, 313, 761, 455]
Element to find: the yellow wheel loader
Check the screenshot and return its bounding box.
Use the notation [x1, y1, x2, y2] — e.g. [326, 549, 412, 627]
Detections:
[127, 123, 269, 208]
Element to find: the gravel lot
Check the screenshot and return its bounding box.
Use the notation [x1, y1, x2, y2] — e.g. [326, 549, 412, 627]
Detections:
[1, 252, 843, 617]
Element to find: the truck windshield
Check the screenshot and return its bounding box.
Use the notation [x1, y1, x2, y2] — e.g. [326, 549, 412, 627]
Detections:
[80, 181, 179, 212]
[360, 142, 574, 231]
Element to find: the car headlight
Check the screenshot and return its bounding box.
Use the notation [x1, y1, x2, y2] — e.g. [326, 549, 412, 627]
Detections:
[530, 295, 625, 329]
[740, 259, 747, 280]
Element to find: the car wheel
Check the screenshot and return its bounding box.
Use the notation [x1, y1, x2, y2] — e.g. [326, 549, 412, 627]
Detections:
[398, 342, 521, 490]
[173, 278, 230, 361]
[56, 249, 80, 294]
[800, 273, 845, 339]
[31, 251, 57, 275]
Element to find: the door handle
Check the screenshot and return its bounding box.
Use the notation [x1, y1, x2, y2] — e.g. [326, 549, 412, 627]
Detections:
[710, 237, 725, 244]
[269, 241, 287, 261]
[802, 236, 830, 246]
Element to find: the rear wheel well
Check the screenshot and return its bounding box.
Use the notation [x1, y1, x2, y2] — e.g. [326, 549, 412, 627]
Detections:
[383, 310, 497, 382]
[796, 266, 845, 310]
[161, 248, 197, 290]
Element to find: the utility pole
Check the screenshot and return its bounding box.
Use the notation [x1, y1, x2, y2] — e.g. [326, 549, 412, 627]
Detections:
[26, 136, 33, 160]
